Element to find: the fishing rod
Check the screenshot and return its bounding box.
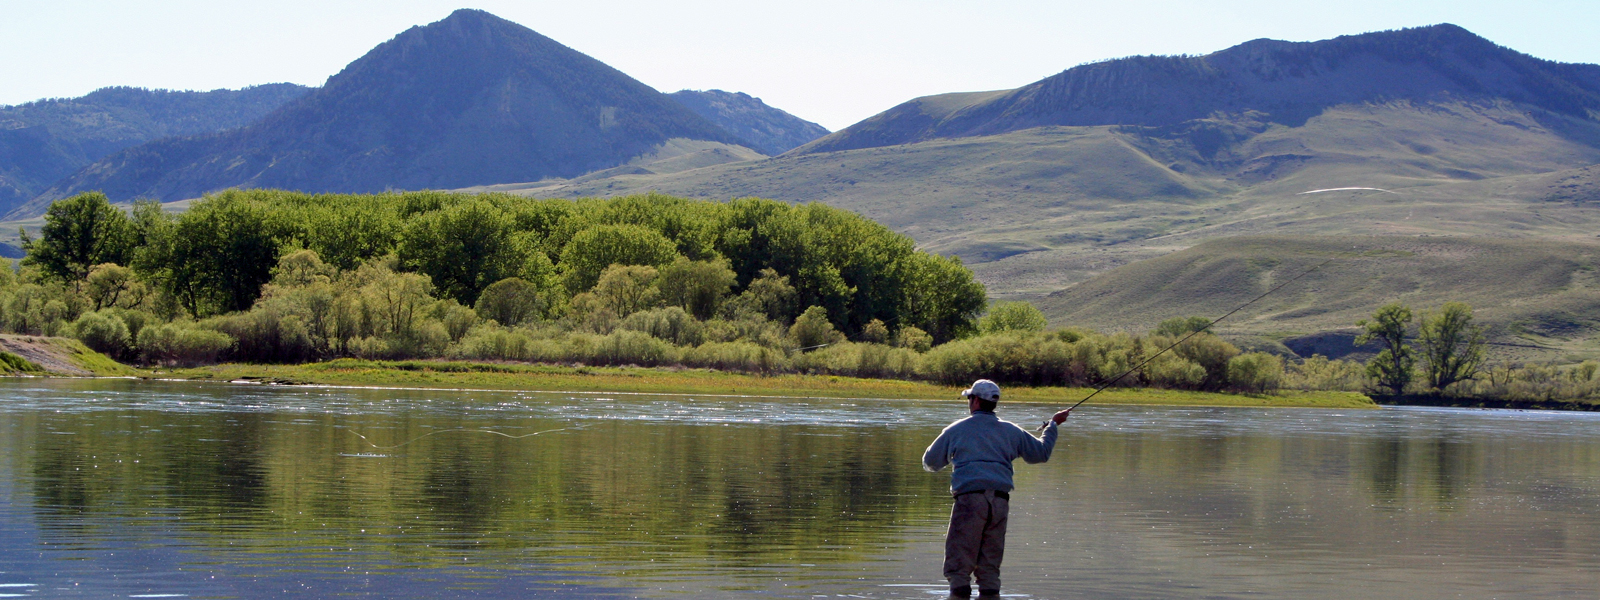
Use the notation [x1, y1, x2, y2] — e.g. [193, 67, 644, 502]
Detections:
[1039, 256, 1336, 430]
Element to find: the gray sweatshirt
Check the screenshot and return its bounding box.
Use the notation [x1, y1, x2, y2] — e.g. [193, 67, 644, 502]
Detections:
[922, 410, 1058, 494]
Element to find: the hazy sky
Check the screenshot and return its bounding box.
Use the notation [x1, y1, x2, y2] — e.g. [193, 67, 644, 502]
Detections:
[4, 1, 1597, 130]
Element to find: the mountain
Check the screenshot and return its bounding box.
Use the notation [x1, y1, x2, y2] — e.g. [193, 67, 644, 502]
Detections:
[794, 24, 1600, 154]
[0, 84, 309, 213]
[493, 25, 1600, 302]
[16, 9, 743, 216]
[668, 89, 829, 155]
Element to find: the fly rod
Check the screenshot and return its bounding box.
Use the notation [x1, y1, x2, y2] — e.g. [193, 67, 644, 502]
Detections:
[1040, 256, 1335, 430]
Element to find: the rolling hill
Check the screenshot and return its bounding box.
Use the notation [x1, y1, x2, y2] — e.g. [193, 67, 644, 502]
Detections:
[0, 84, 309, 214]
[15, 9, 747, 216]
[1035, 235, 1600, 362]
[669, 89, 829, 155]
[792, 24, 1600, 154]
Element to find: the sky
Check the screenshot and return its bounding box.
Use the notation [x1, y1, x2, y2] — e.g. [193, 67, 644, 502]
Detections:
[3, 1, 1598, 131]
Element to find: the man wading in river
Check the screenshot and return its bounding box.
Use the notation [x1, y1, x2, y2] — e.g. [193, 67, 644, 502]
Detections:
[923, 379, 1070, 598]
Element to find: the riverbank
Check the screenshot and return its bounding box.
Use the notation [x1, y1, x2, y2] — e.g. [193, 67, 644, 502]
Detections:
[153, 358, 1376, 408]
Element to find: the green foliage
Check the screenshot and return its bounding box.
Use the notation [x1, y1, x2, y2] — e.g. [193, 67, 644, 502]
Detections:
[1417, 302, 1487, 392]
[1154, 316, 1213, 337]
[0, 351, 44, 374]
[72, 311, 132, 359]
[1356, 302, 1415, 395]
[790, 306, 845, 350]
[138, 323, 234, 366]
[861, 319, 889, 344]
[1171, 332, 1240, 391]
[1284, 355, 1369, 391]
[22, 192, 135, 281]
[979, 301, 1048, 334]
[474, 278, 547, 327]
[794, 342, 920, 379]
[560, 224, 679, 294]
[399, 199, 542, 305]
[721, 268, 797, 322]
[151, 191, 294, 315]
[620, 307, 705, 347]
[893, 326, 933, 352]
[658, 256, 737, 320]
[590, 264, 661, 317]
[1228, 352, 1285, 393]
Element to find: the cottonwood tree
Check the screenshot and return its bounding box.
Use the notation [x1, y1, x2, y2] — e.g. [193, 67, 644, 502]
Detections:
[1417, 302, 1486, 392]
[1357, 302, 1415, 395]
[22, 192, 134, 282]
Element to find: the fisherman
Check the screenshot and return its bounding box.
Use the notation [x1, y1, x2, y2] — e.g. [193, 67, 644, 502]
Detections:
[923, 379, 1070, 598]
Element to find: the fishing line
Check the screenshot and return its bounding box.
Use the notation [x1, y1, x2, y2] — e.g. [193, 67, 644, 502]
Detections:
[1041, 256, 1336, 428]
[346, 425, 579, 450]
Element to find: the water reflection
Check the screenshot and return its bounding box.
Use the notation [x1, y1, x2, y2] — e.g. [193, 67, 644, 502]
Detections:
[2, 381, 1599, 598]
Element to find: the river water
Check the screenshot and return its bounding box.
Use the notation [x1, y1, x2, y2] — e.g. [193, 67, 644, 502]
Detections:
[0, 378, 1597, 599]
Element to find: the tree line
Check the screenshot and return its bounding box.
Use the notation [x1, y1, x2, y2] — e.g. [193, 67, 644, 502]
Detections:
[9, 190, 1598, 405]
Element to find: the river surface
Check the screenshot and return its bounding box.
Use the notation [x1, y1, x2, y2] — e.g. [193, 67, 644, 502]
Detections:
[1, 378, 1597, 599]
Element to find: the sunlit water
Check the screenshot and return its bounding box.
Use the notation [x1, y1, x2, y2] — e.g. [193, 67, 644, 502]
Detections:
[2, 378, 1598, 599]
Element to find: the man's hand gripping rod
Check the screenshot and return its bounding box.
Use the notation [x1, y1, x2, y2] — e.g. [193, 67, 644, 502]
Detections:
[1039, 257, 1334, 431]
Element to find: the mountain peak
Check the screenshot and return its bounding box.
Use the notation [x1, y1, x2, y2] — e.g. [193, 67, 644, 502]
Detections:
[24, 10, 739, 210]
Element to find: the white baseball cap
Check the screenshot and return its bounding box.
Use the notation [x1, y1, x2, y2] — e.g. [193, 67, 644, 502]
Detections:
[963, 379, 1001, 402]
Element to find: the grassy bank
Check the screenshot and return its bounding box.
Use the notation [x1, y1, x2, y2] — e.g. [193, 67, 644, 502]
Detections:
[155, 358, 1376, 408]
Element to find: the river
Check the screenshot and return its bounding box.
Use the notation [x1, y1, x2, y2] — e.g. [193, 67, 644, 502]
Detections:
[1, 378, 1597, 599]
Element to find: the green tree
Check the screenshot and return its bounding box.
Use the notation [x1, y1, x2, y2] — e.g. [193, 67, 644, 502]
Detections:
[979, 301, 1048, 334]
[1356, 302, 1415, 395]
[1417, 302, 1487, 392]
[84, 263, 148, 310]
[559, 224, 679, 294]
[399, 199, 537, 305]
[475, 277, 547, 326]
[155, 193, 291, 315]
[658, 256, 737, 320]
[22, 192, 134, 282]
[901, 252, 986, 343]
[591, 264, 661, 317]
[722, 268, 797, 322]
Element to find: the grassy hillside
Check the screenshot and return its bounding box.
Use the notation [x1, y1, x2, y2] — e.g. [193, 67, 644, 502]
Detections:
[489, 101, 1600, 299]
[1036, 236, 1600, 363]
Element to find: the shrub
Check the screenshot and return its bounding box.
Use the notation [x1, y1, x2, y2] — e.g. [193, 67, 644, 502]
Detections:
[979, 301, 1047, 334]
[1284, 355, 1368, 391]
[138, 323, 234, 366]
[894, 326, 933, 352]
[861, 319, 889, 344]
[587, 330, 680, 366]
[1228, 352, 1285, 393]
[919, 332, 1075, 386]
[682, 341, 791, 373]
[203, 310, 315, 363]
[794, 342, 919, 379]
[620, 306, 705, 346]
[790, 305, 845, 350]
[72, 311, 132, 359]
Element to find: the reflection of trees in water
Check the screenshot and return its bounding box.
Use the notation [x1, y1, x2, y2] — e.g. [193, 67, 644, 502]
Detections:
[1360, 431, 1477, 510]
[30, 411, 270, 529]
[16, 409, 949, 570]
